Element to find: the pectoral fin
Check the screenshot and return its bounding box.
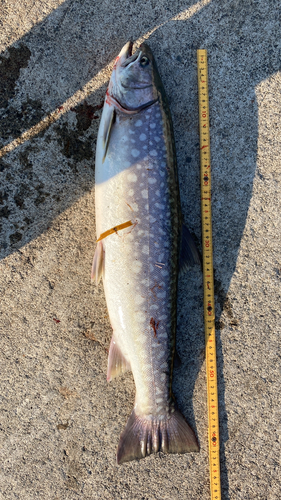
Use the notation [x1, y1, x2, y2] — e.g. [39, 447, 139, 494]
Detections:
[179, 224, 201, 274]
[102, 107, 115, 163]
[91, 241, 104, 284]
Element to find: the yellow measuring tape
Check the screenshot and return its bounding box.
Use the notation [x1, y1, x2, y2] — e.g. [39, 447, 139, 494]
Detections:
[197, 50, 221, 500]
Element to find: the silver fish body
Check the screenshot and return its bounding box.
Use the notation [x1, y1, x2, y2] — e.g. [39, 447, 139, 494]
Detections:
[93, 42, 199, 464]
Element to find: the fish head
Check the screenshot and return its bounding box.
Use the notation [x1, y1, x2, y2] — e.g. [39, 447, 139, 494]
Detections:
[108, 41, 159, 111]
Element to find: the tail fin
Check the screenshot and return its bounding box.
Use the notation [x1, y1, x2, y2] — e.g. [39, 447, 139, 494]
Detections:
[117, 408, 199, 465]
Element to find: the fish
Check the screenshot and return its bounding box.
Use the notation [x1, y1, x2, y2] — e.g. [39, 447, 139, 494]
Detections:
[92, 41, 200, 464]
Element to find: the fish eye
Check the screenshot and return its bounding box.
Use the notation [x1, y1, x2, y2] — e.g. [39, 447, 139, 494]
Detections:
[140, 56, 149, 67]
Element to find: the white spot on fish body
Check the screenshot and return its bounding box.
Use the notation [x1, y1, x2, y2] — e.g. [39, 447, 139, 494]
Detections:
[129, 129, 135, 134]
[133, 261, 142, 273]
[157, 291, 167, 298]
[156, 190, 160, 196]
[158, 253, 164, 261]
[136, 163, 142, 169]
[135, 311, 146, 322]
[132, 149, 140, 158]
[147, 215, 156, 223]
[140, 133, 146, 141]
[142, 364, 152, 371]
[150, 304, 158, 310]
[145, 204, 149, 210]
[128, 173, 138, 182]
[156, 398, 163, 403]
[135, 120, 143, 127]
[150, 123, 156, 129]
[131, 202, 138, 211]
[142, 245, 149, 255]
[143, 145, 147, 149]
[155, 203, 165, 209]
[124, 161, 131, 168]
[130, 138, 136, 143]
[148, 177, 156, 184]
[141, 278, 149, 285]
[160, 374, 166, 381]
[159, 171, 165, 177]
[135, 295, 145, 305]
[157, 350, 166, 359]
[154, 136, 160, 142]
[150, 150, 158, 157]
[161, 270, 169, 276]
[139, 338, 147, 346]
[141, 189, 148, 199]
[126, 233, 134, 241]
[149, 141, 153, 146]
[129, 189, 134, 196]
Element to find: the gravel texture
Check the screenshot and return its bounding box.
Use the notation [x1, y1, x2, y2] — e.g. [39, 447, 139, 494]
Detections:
[0, 1, 280, 499]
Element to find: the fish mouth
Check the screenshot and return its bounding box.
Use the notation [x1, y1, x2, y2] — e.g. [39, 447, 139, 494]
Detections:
[121, 43, 140, 68]
[124, 41, 133, 59]
[118, 41, 133, 65]
[119, 42, 152, 89]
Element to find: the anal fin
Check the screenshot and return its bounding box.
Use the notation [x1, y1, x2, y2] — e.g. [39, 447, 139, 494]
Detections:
[107, 336, 131, 382]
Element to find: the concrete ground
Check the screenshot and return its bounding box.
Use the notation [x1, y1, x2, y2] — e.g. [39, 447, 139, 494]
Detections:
[0, 1, 280, 498]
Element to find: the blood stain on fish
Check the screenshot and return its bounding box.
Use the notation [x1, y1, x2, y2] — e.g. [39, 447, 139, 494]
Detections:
[150, 317, 159, 337]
